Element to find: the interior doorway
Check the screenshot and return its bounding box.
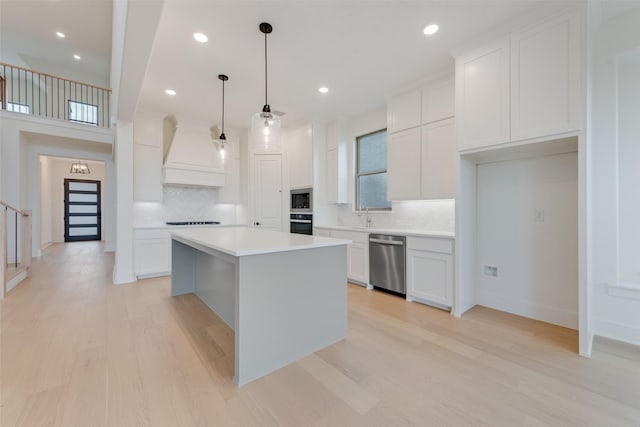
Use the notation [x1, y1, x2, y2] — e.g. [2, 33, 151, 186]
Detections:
[64, 179, 101, 242]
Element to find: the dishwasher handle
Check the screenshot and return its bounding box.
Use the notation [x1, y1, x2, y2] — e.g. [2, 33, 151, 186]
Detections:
[369, 237, 404, 246]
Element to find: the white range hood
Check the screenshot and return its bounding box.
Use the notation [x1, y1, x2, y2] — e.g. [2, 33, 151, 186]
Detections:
[163, 115, 225, 187]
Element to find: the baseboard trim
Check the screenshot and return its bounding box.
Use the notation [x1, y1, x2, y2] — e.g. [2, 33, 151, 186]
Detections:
[477, 291, 578, 329]
[7, 270, 28, 292]
[113, 270, 136, 285]
[594, 319, 640, 346]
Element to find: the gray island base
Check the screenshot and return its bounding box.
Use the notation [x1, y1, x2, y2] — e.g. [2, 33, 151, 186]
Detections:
[170, 227, 349, 386]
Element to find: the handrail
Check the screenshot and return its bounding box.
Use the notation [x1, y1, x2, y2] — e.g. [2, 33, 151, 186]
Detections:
[0, 200, 25, 214]
[0, 62, 112, 92]
[0, 62, 111, 128]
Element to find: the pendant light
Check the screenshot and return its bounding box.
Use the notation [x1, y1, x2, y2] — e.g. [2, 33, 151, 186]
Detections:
[251, 22, 281, 151]
[217, 74, 229, 160]
[70, 159, 90, 174]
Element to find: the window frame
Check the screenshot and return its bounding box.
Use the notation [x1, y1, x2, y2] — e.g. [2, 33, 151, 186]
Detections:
[68, 100, 98, 126]
[355, 128, 391, 212]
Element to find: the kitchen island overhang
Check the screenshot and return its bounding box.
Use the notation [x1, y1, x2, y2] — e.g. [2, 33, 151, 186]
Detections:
[170, 227, 350, 386]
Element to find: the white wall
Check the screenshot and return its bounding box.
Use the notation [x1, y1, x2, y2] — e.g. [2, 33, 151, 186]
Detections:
[591, 7, 640, 345]
[331, 106, 455, 232]
[476, 152, 579, 329]
[617, 61, 640, 282]
[39, 156, 52, 247]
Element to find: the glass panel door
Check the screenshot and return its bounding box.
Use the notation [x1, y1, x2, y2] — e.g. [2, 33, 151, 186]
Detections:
[64, 179, 101, 242]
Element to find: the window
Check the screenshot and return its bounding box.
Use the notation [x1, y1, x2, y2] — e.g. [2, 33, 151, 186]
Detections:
[68, 100, 98, 126]
[356, 129, 391, 211]
[7, 102, 30, 114]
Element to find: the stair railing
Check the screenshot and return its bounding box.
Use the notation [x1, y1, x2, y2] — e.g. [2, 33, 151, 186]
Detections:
[0, 201, 32, 299]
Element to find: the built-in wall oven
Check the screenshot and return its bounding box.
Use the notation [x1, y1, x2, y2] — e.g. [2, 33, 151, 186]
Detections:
[290, 213, 313, 235]
[290, 188, 312, 213]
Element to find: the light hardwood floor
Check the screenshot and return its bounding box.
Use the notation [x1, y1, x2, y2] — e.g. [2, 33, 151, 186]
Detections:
[1, 242, 639, 426]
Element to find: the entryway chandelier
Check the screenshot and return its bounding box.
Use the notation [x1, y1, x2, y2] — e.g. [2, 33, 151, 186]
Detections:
[70, 160, 90, 174]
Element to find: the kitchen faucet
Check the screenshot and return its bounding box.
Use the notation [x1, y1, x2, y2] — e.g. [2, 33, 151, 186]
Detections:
[365, 207, 372, 228]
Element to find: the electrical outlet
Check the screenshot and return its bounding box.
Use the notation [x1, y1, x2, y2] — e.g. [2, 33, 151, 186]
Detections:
[483, 265, 498, 277]
[534, 209, 545, 222]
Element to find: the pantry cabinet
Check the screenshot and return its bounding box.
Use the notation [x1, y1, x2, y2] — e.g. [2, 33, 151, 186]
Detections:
[456, 39, 511, 151]
[456, 9, 583, 151]
[510, 11, 582, 141]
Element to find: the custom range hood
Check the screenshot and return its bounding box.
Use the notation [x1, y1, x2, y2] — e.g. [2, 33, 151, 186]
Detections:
[162, 115, 225, 187]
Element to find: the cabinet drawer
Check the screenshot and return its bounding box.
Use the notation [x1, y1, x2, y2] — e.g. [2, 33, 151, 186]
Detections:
[407, 236, 453, 254]
[135, 229, 171, 239]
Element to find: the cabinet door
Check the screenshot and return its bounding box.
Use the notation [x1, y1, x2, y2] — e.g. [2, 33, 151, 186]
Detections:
[387, 90, 421, 133]
[421, 119, 456, 199]
[134, 238, 170, 277]
[133, 144, 163, 201]
[421, 77, 455, 125]
[348, 242, 369, 284]
[456, 39, 510, 151]
[387, 127, 421, 200]
[288, 126, 313, 189]
[511, 12, 581, 140]
[407, 249, 453, 307]
[327, 148, 338, 203]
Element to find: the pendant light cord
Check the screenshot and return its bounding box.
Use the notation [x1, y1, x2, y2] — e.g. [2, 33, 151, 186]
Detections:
[264, 31, 268, 107]
[221, 79, 225, 135]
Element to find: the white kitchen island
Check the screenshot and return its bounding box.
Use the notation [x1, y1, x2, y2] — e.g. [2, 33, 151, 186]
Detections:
[170, 227, 350, 386]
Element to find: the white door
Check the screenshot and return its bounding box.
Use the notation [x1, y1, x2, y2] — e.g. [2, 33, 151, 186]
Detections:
[252, 154, 283, 231]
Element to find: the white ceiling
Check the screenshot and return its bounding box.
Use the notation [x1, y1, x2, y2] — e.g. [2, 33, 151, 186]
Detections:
[6, 1, 638, 131]
[138, 1, 544, 129]
[0, 0, 112, 87]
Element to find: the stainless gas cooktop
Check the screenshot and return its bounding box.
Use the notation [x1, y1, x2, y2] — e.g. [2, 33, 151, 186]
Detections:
[165, 221, 221, 226]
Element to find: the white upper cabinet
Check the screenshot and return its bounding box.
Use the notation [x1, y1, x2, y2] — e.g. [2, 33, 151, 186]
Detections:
[287, 125, 313, 189]
[326, 122, 348, 204]
[456, 39, 511, 151]
[455, 9, 584, 151]
[387, 127, 422, 200]
[421, 119, 456, 199]
[510, 12, 582, 140]
[387, 90, 421, 133]
[421, 77, 455, 125]
[133, 110, 163, 201]
[134, 110, 163, 147]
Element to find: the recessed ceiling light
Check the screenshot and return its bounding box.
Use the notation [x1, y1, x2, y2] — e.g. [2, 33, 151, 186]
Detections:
[73, 54, 81, 60]
[318, 87, 329, 94]
[56, 31, 65, 38]
[423, 24, 439, 36]
[165, 89, 177, 96]
[193, 32, 208, 43]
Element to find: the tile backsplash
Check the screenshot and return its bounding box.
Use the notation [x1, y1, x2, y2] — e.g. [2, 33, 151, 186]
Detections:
[336, 199, 455, 232]
[133, 186, 243, 227]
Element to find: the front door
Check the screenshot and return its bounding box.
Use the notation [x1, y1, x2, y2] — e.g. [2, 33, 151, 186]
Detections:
[252, 154, 282, 231]
[64, 179, 101, 242]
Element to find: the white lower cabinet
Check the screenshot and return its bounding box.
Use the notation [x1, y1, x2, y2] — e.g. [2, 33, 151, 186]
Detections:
[315, 228, 369, 285]
[406, 236, 454, 309]
[134, 229, 171, 278]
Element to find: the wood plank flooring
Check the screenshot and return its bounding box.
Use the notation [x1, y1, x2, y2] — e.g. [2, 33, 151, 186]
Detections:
[1, 242, 639, 426]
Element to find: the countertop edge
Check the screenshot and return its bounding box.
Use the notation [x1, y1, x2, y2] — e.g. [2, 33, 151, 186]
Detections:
[314, 225, 455, 239]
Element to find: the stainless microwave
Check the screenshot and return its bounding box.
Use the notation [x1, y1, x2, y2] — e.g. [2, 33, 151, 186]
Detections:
[290, 188, 313, 213]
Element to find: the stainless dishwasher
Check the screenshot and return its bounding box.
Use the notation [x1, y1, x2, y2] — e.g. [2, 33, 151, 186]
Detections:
[369, 234, 406, 295]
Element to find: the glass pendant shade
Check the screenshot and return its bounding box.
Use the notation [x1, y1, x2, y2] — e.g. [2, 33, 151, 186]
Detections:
[251, 112, 281, 152]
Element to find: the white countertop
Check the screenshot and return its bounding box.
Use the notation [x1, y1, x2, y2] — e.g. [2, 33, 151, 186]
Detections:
[314, 225, 455, 239]
[170, 227, 351, 257]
